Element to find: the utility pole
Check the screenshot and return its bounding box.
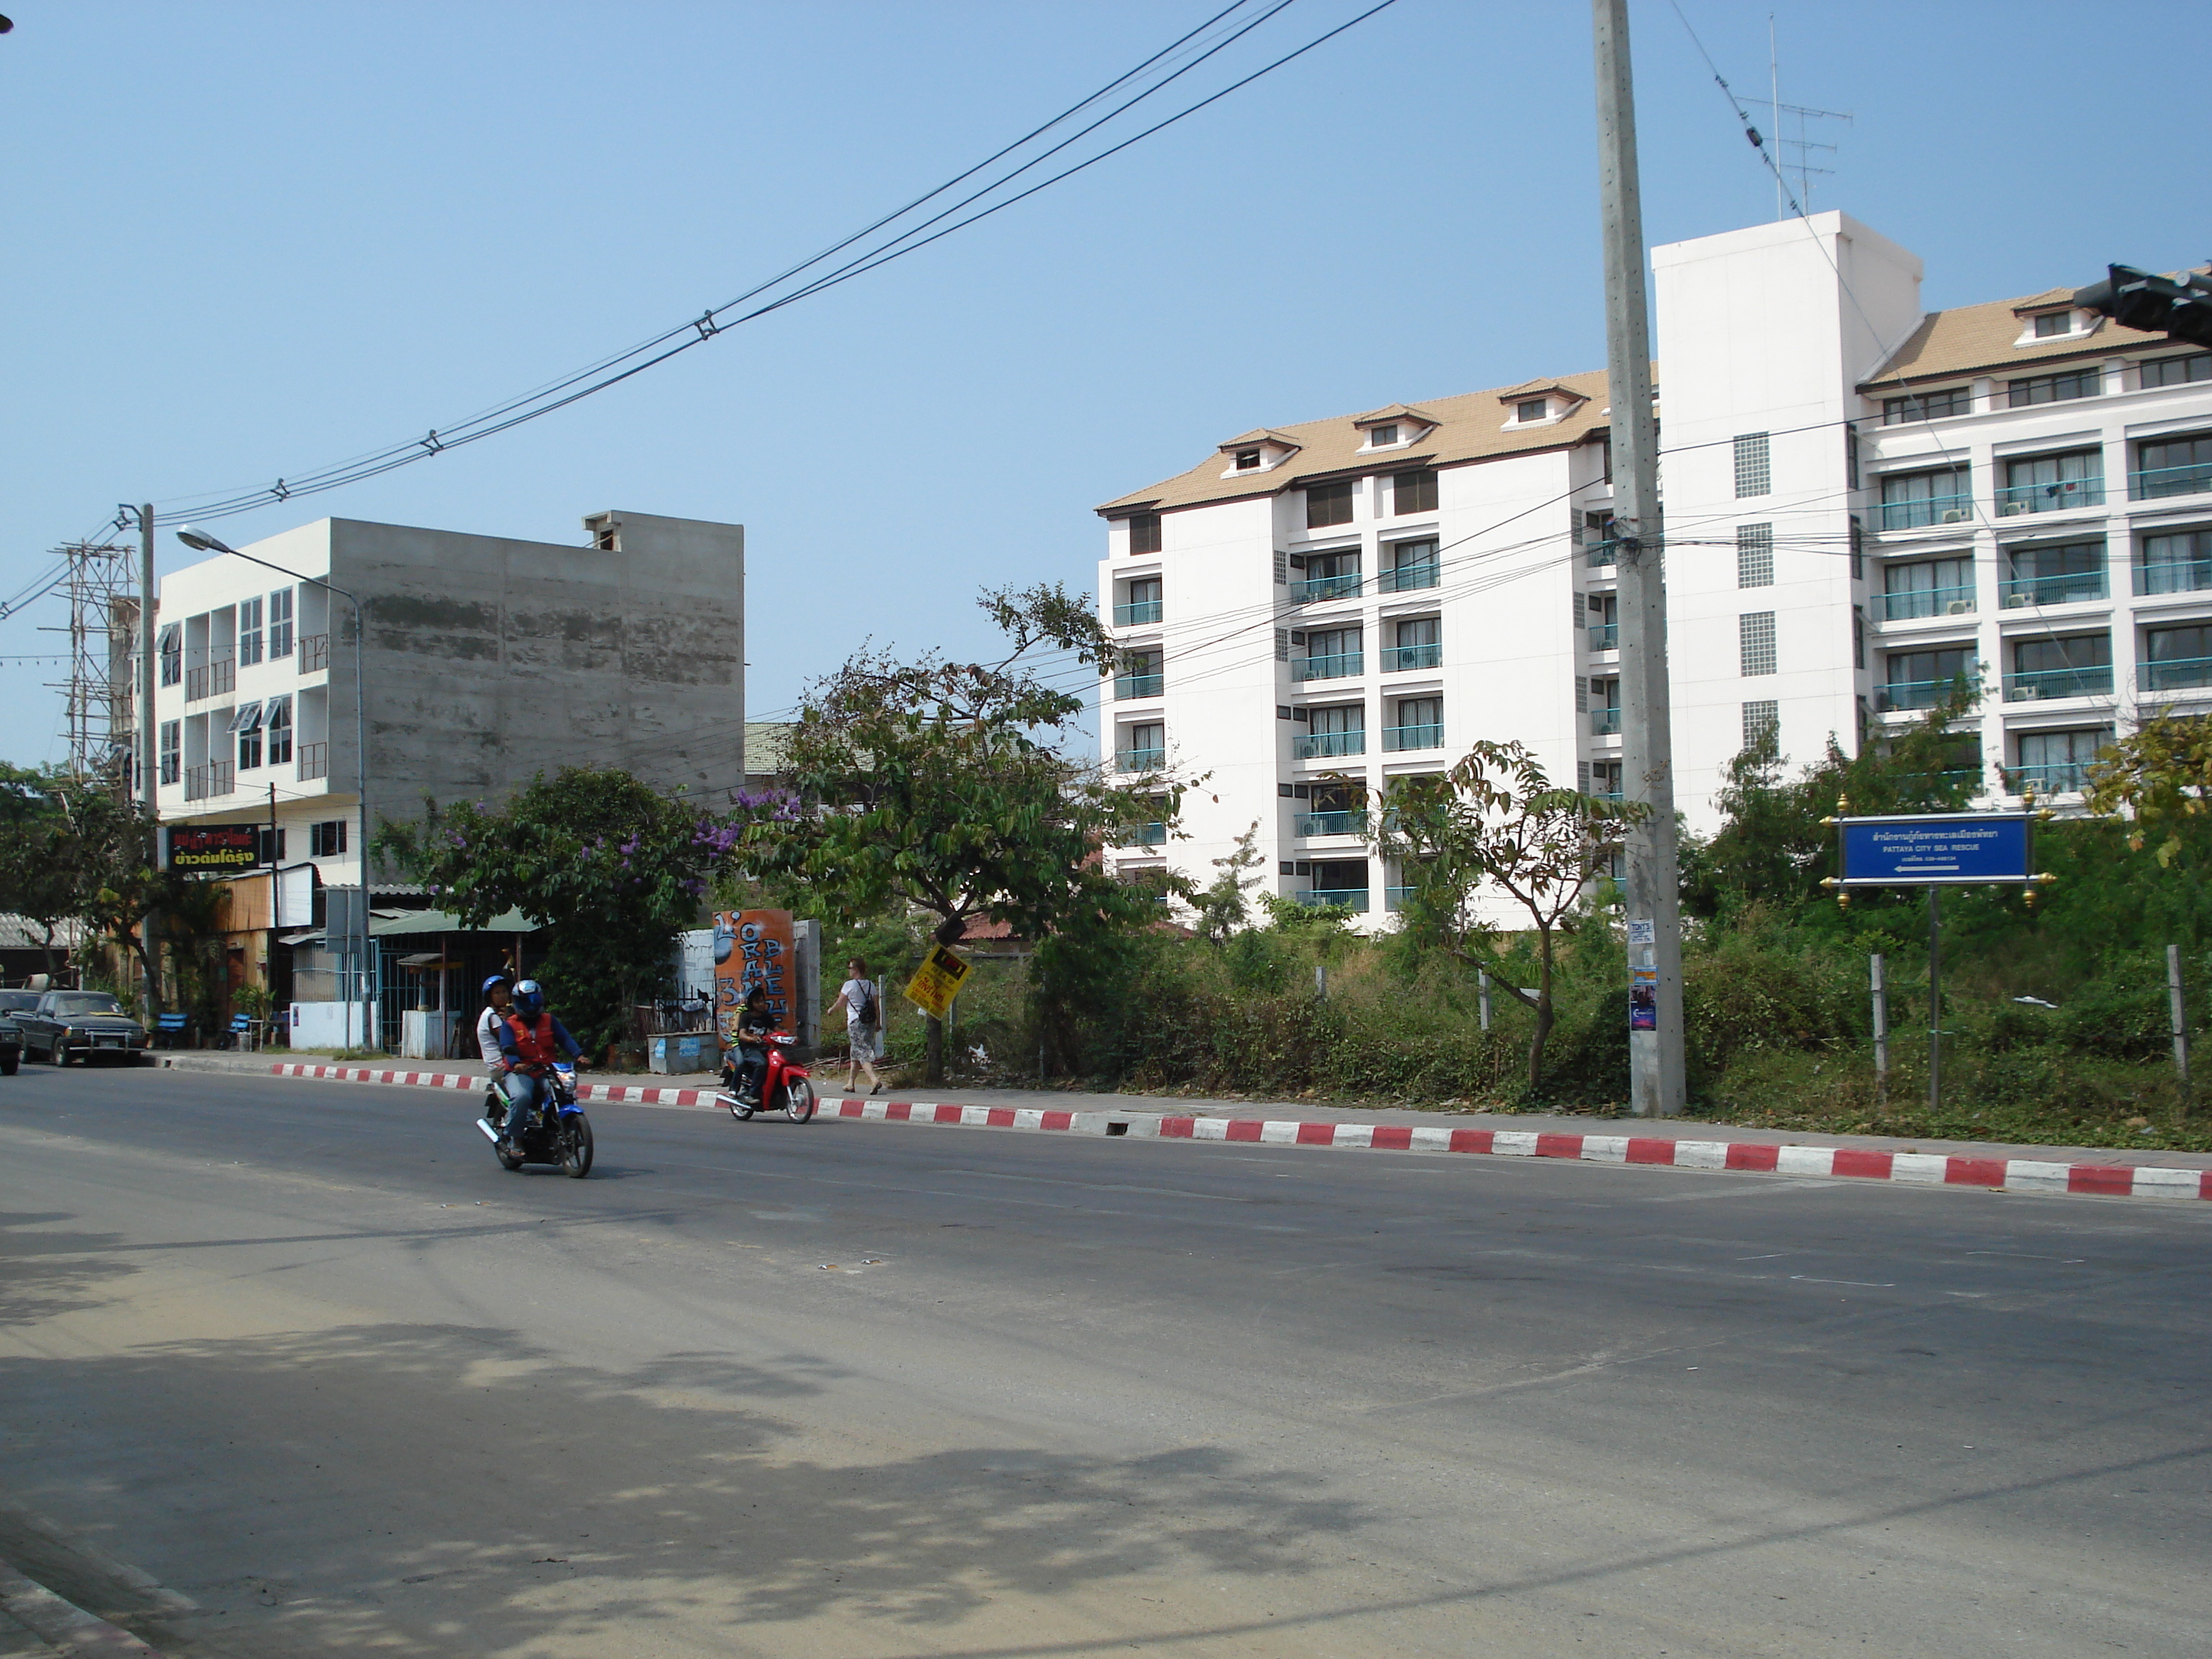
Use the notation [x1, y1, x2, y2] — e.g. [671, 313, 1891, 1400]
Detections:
[138, 504, 161, 1015]
[1593, 0, 1685, 1117]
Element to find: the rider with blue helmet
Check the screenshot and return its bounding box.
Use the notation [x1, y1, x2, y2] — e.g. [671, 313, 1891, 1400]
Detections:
[494, 979, 585, 1151]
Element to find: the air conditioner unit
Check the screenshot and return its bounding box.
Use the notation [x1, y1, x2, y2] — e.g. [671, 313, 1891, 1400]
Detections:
[2004, 593, 2029, 608]
[2000, 501, 2030, 516]
[1946, 600, 1974, 615]
[1940, 510, 1969, 523]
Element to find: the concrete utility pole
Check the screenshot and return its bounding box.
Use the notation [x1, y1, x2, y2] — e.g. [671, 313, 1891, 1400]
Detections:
[1593, 0, 1686, 1117]
[138, 504, 161, 1012]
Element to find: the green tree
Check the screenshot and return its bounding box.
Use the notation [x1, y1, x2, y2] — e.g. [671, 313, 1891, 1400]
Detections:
[379, 768, 756, 1053]
[1680, 686, 1984, 923]
[1192, 821, 1265, 944]
[2083, 711, 2207, 867]
[747, 582, 1182, 1082]
[1376, 739, 1645, 1091]
[0, 764, 83, 982]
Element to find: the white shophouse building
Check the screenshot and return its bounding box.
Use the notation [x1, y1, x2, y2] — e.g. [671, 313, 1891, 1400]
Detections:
[1095, 213, 2212, 924]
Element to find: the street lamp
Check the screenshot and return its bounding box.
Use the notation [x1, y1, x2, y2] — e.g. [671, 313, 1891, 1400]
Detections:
[176, 526, 374, 1048]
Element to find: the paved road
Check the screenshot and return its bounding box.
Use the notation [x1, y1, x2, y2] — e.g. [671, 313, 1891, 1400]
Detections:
[1, 1065, 2206, 1658]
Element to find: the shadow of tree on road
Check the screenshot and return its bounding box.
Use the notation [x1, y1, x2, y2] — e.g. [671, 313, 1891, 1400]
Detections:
[0, 1314, 1367, 1656]
[0, 1212, 140, 1325]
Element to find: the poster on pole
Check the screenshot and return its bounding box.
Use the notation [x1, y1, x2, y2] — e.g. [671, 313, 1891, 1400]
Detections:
[712, 909, 793, 1050]
[904, 944, 972, 1022]
[1629, 964, 1658, 1031]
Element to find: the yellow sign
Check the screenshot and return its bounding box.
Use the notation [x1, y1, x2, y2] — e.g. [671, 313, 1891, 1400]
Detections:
[904, 944, 973, 1021]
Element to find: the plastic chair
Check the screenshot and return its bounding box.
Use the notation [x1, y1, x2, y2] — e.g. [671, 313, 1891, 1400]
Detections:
[156, 1012, 189, 1050]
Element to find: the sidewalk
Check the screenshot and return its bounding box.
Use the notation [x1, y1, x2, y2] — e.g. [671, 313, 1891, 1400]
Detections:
[158, 1050, 2212, 1175]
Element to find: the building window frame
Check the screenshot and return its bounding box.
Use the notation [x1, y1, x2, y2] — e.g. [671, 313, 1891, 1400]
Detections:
[1739, 611, 1777, 677]
[1733, 431, 1771, 498]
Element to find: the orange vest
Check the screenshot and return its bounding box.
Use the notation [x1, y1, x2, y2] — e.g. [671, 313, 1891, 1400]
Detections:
[503, 1010, 559, 1070]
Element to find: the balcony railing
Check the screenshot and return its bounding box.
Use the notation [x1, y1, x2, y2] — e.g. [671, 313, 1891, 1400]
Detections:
[1589, 707, 1622, 735]
[184, 657, 235, 702]
[1995, 477, 2104, 516]
[1295, 809, 1369, 837]
[297, 742, 330, 782]
[1586, 622, 1618, 652]
[1381, 642, 1441, 672]
[1113, 600, 1162, 626]
[1114, 671, 1164, 700]
[1876, 675, 1976, 713]
[1882, 585, 1976, 621]
[1290, 572, 1362, 603]
[2002, 572, 2105, 608]
[1291, 652, 1362, 683]
[1115, 746, 1166, 773]
[2130, 460, 2212, 500]
[2006, 761, 2098, 796]
[1123, 821, 1168, 846]
[1293, 730, 1365, 759]
[2144, 655, 2212, 693]
[1589, 788, 1626, 803]
[300, 633, 331, 672]
[184, 760, 235, 801]
[2135, 559, 2212, 596]
[1377, 563, 1439, 593]
[2003, 665, 2113, 702]
[1586, 541, 1617, 569]
[1879, 493, 1974, 531]
[1383, 885, 1416, 912]
[1383, 723, 1443, 752]
[1297, 888, 1371, 912]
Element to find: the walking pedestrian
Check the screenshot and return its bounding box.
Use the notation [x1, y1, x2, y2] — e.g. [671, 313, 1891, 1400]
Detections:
[825, 957, 886, 1095]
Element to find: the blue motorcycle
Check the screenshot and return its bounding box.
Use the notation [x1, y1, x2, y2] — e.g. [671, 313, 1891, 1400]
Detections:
[476, 1064, 594, 1178]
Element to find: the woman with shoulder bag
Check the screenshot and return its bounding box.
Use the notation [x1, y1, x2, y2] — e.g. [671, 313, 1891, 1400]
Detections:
[825, 956, 885, 1095]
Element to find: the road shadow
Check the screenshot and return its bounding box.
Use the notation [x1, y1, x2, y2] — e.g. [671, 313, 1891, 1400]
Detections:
[0, 1314, 1367, 1655]
[0, 1211, 140, 1324]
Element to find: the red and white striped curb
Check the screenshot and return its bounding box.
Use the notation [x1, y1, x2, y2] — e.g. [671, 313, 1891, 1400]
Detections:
[251, 1063, 2211, 1202]
[819, 1098, 2212, 1202]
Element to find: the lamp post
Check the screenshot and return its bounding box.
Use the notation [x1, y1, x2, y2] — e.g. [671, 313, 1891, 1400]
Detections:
[176, 527, 374, 1048]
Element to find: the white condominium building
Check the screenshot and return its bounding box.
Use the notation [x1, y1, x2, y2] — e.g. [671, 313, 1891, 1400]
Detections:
[1094, 212, 2212, 925]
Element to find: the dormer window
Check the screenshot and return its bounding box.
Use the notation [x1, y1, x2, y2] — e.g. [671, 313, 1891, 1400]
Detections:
[1500, 385, 1581, 428]
[2033, 313, 2072, 339]
[1516, 398, 1548, 423]
[1235, 449, 1262, 471]
[1370, 423, 1399, 447]
[2013, 306, 2094, 347]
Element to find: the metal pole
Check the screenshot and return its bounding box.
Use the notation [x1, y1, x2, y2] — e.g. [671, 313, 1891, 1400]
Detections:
[1928, 888, 1941, 1110]
[1871, 953, 1888, 1105]
[2169, 943, 2190, 1106]
[1594, 0, 1685, 1117]
[137, 504, 159, 1015]
[1478, 968, 1493, 1033]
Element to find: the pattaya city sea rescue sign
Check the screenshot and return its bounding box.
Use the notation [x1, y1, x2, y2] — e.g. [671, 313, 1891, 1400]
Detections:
[1833, 813, 2034, 887]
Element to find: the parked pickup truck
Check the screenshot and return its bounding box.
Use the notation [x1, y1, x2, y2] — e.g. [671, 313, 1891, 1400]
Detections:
[17, 991, 150, 1066]
[0, 989, 29, 1075]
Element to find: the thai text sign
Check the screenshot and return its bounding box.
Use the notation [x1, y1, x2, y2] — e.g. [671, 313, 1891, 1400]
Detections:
[904, 944, 972, 1022]
[1837, 814, 2033, 886]
[168, 824, 259, 873]
[712, 909, 793, 1048]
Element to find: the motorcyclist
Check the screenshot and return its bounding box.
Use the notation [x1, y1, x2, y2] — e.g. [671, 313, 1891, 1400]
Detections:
[496, 979, 584, 1152]
[728, 984, 777, 1107]
[475, 974, 514, 1080]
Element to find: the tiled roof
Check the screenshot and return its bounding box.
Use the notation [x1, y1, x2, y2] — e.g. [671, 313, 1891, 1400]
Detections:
[1866, 287, 2188, 390]
[1099, 367, 1618, 518]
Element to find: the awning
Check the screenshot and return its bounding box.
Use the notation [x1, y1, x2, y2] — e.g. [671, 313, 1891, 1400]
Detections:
[368, 907, 541, 937]
[396, 952, 456, 968]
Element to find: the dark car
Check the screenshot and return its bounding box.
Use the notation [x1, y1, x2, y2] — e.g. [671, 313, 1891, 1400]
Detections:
[0, 989, 28, 1076]
[18, 991, 150, 1066]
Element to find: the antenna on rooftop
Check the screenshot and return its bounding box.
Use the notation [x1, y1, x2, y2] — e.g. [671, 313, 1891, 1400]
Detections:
[1762, 13, 1851, 219]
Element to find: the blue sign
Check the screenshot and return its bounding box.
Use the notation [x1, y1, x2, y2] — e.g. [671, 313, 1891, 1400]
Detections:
[1838, 814, 2033, 886]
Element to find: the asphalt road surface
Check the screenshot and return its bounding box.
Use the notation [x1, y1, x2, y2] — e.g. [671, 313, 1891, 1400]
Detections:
[1, 1065, 2206, 1658]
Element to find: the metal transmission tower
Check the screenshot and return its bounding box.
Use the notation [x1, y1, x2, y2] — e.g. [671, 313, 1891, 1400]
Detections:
[43, 539, 139, 791]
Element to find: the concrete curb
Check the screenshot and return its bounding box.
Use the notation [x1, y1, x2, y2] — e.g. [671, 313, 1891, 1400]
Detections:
[0, 1555, 164, 1655]
[819, 1098, 2212, 1201]
[230, 1061, 2212, 1204]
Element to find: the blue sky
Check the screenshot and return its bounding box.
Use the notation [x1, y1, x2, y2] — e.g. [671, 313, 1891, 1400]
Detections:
[3, 0, 2205, 770]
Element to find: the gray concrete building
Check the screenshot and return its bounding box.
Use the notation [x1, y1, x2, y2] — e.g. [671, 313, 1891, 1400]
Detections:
[153, 508, 747, 893]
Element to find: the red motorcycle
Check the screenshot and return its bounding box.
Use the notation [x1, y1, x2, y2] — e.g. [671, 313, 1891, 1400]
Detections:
[717, 1033, 817, 1123]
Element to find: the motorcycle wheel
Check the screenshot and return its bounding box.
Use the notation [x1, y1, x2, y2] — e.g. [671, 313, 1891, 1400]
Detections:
[783, 1079, 817, 1124]
[495, 1143, 523, 1172]
[561, 1112, 595, 1178]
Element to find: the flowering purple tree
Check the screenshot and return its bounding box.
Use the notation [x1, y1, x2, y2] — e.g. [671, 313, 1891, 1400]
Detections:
[379, 768, 778, 1052]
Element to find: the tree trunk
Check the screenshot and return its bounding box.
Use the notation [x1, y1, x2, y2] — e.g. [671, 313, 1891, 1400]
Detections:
[925, 1012, 945, 1084]
[1525, 926, 1557, 1092]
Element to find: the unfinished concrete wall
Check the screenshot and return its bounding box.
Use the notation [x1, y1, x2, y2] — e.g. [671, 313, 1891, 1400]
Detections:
[336, 510, 745, 823]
